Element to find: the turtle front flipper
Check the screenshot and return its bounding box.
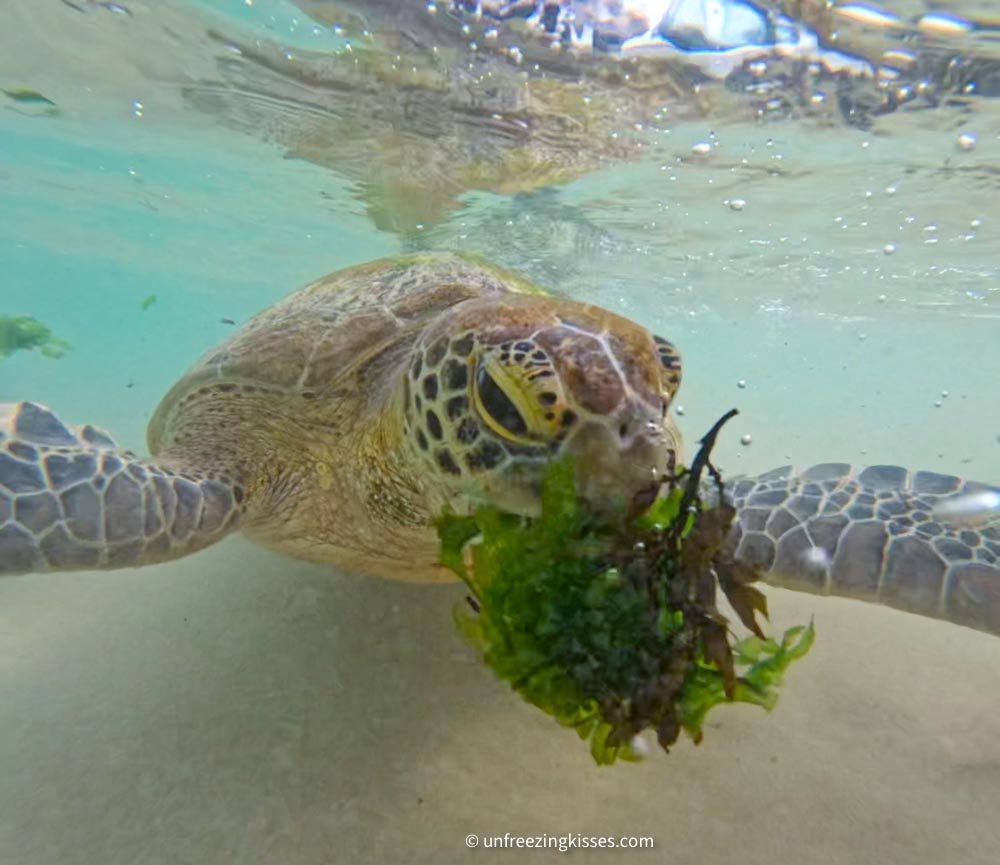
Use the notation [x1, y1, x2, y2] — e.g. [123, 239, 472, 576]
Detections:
[727, 464, 1000, 637]
[0, 402, 242, 575]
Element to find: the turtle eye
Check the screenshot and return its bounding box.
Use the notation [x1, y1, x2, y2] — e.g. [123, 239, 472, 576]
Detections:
[475, 365, 529, 438]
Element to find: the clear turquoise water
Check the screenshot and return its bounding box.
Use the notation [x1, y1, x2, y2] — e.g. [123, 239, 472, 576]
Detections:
[1, 2, 998, 864]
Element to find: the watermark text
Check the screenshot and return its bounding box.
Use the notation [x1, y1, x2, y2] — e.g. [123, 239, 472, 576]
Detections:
[465, 833, 653, 852]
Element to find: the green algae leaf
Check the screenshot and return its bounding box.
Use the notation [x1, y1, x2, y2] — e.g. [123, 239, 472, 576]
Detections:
[678, 621, 816, 736]
[2, 88, 56, 105]
[140, 294, 158, 311]
[0, 315, 71, 359]
[635, 486, 681, 530]
[2, 88, 59, 117]
[436, 513, 480, 583]
[437, 415, 813, 765]
[739, 621, 816, 699]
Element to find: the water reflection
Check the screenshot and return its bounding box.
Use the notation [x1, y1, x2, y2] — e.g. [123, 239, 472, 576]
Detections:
[167, 0, 1000, 233]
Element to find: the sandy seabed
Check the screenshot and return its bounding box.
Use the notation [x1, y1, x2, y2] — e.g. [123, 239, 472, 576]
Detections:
[2, 535, 998, 865]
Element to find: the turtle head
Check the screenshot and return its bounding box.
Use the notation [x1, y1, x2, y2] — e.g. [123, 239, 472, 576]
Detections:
[401, 294, 682, 519]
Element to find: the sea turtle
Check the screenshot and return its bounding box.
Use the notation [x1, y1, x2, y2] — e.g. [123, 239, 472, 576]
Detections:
[1, 253, 997, 637]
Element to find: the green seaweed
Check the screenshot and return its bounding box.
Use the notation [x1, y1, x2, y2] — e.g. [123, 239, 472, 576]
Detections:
[140, 294, 157, 311]
[2, 88, 56, 105]
[2, 88, 58, 117]
[437, 412, 813, 764]
[0, 315, 71, 359]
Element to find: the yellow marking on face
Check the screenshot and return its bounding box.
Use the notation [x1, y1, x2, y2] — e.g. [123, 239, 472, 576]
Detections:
[473, 354, 556, 447]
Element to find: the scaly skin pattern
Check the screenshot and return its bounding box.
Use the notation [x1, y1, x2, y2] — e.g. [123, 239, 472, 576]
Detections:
[721, 464, 1000, 636]
[0, 254, 997, 638]
[0, 402, 241, 572]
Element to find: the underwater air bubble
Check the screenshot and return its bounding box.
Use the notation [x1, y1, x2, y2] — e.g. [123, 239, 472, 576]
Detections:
[802, 547, 831, 572]
[957, 132, 977, 152]
[933, 490, 1000, 525]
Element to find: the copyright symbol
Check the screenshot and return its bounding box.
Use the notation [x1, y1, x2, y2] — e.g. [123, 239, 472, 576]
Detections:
[466, 835, 479, 848]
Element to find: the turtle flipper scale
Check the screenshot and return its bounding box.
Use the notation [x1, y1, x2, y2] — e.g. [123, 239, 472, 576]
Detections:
[726, 463, 1000, 637]
[0, 402, 241, 575]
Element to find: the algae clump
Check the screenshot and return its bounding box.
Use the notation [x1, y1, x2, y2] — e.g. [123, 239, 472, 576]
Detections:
[0, 315, 70, 359]
[437, 411, 814, 765]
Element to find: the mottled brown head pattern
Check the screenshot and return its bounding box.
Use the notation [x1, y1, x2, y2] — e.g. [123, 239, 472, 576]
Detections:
[401, 292, 683, 517]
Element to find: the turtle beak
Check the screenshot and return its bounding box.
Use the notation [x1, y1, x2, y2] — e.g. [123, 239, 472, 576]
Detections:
[562, 414, 675, 518]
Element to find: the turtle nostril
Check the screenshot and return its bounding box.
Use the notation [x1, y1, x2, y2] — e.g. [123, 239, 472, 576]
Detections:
[618, 422, 629, 439]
